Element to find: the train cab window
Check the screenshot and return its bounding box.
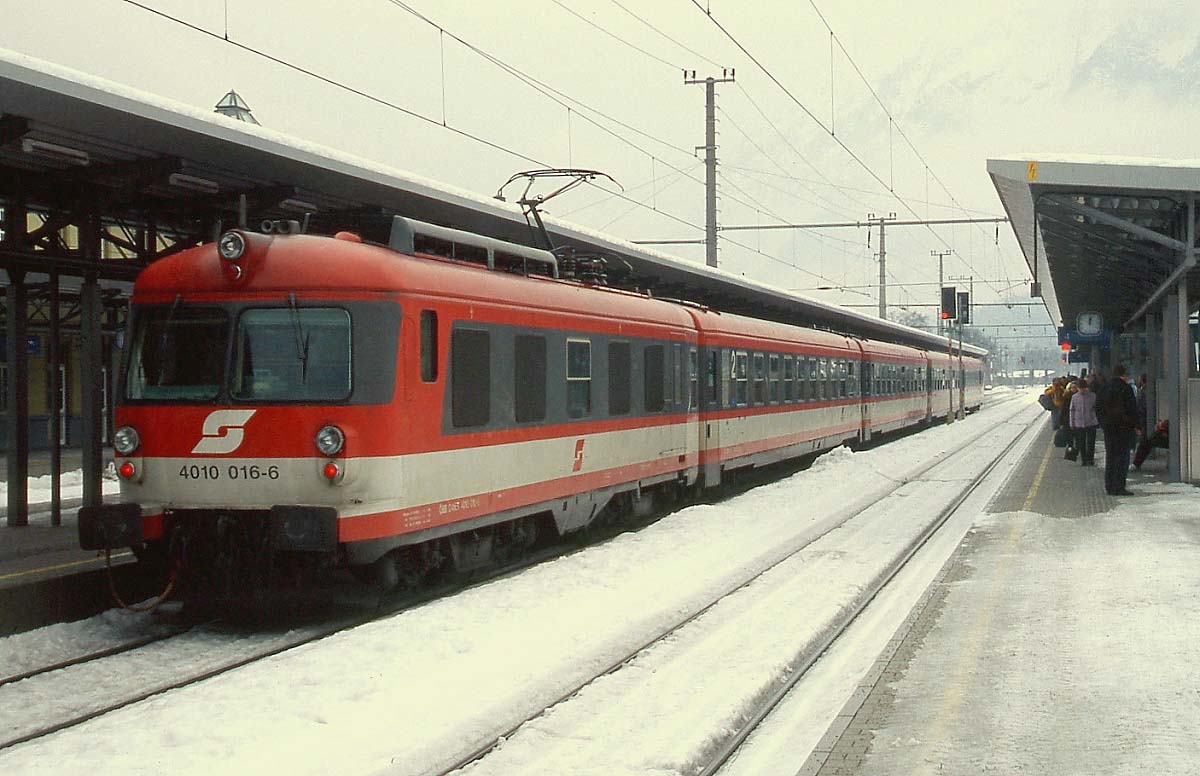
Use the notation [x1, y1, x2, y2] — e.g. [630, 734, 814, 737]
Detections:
[609, 342, 632, 416]
[566, 339, 592, 418]
[645, 345, 665, 412]
[420, 310, 438, 382]
[451, 329, 490, 427]
[232, 308, 351, 402]
[688, 348, 699, 410]
[783, 357, 795, 402]
[128, 307, 228, 401]
[514, 335, 547, 422]
[732, 351, 748, 407]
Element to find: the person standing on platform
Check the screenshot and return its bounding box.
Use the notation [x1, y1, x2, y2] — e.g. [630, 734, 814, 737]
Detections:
[1135, 373, 1149, 439]
[1069, 377, 1099, 466]
[1101, 365, 1138, 495]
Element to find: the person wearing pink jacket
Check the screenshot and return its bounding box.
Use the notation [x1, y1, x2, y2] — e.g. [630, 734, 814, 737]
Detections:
[1069, 378, 1100, 466]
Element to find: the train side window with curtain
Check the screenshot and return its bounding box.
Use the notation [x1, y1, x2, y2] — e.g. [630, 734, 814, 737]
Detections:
[450, 328, 490, 428]
[566, 339, 591, 418]
[689, 347, 699, 410]
[644, 345, 665, 411]
[609, 341, 631, 415]
[769, 354, 781, 403]
[420, 310, 437, 383]
[672, 343, 683, 407]
[753, 353, 766, 405]
[514, 335, 546, 423]
[733, 351, 748, 407]
[783, 356, 795, 402]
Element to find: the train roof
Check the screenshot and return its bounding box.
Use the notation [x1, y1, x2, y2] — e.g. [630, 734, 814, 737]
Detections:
[131, 233, 699, 330]
[691, 308, 857, 350]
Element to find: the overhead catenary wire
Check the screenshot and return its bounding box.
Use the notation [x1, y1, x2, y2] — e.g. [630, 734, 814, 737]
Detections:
[690, 0, 1002, 291]
[118, 0, 717, 246]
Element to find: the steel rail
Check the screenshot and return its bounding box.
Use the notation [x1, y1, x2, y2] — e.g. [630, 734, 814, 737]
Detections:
[695, 402, 1043, 774]
[437, 396, 1035, 775]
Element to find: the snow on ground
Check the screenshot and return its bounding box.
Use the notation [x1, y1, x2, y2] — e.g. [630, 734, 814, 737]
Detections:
[858, 483, 1200, 776]
[455, 413, 1038, 776]
[0, 469, 121, 518]
[1, 395, 1039, 776]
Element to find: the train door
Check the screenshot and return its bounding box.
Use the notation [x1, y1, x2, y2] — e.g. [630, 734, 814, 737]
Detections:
[860, 359, 873, 443]
[669, 340, 688, 460]
[924, 356, 933, 421]
[702, 347, 721, 487]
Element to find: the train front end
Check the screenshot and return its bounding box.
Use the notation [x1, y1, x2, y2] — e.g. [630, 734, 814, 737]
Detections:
[79, 229, 401, 591]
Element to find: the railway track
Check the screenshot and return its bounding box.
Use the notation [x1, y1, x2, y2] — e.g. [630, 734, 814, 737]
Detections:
[437, 398, 1041, 775]
[0, 395, 1026, 757]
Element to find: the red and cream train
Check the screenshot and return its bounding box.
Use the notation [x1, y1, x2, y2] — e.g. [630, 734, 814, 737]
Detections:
[80, 217, 984, 586]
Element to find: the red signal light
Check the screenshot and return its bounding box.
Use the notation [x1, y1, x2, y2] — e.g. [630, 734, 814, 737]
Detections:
[940, 311, 950, 320]
[118, 461, 136, 479]
[322, 462, 340, 480]
[1060, 342, 1071, 351]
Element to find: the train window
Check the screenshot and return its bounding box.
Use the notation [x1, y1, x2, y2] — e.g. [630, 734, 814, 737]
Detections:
[420, 311, 438, 383]
[817, 358, 827, 400]
[848, 361, 857, 397]
[451, 329, 490, 427]
[807, 357, 818, 401]
[839, 360, 847, 398]
[733, 351, 748, 407]
[707, 350, 721, 407]
[783, 357, 795, 402]
[128, 307, 228, 401]
[715, 350, 724, 407]
[798, 358, 809, 401]
[609, 342, 631, 416]
[232, 308, 351, 402]
[514, 335, 547, 423]
[672, 344, 684, 406]
[768, 355, 780, 403]
[645, 345, 665, 411]
[566, 339, 592, 418]
[689, 348, 699, 410]
[752, 354, 766, 405]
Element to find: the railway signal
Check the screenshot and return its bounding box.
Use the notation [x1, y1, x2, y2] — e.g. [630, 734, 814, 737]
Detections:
[940, 286, 957, 321]
[957, 291, 971, 324]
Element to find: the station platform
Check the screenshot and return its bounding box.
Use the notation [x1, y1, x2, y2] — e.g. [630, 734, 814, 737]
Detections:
[811, 421, 1200, 775]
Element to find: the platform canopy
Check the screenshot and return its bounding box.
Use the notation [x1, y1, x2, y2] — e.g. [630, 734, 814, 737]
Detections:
[988, 155, 1200, 333]
[0, 48, 983, 356]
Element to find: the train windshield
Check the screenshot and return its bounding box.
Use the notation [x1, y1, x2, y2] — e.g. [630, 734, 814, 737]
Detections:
[232, 308, 351, 401]
[126, 307, 228, 400]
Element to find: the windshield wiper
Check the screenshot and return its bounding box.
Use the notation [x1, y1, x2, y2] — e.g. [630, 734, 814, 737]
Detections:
[287, 293, 311, 383]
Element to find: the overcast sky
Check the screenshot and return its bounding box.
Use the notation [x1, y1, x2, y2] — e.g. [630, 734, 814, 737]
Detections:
[5, 0, 1198, 353]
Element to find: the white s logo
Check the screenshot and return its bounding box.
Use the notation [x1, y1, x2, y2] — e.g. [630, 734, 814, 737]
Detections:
[192, 409, 257, 455]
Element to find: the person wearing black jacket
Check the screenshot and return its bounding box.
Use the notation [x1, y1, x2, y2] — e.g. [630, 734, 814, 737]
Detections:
[1101, 364, 1138, 495]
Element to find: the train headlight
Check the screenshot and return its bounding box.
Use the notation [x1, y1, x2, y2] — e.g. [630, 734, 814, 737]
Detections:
[315, 425, 345, 456]
[218, 230, 247, 261]
[113, 425, 140, 455]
